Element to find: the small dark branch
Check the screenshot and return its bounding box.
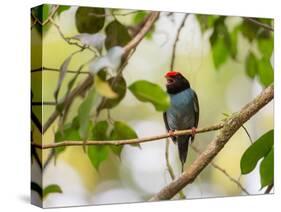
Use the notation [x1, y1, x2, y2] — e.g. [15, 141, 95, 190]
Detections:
[43, 149, 55, 170]
[90, 10, 141, 18]
[244, 17, 274, 32]
[123, 12, 160, 53]
[264, 183, 274, 194]
[170, 14, 189, 70]
[31, 67, 89, 75]
[31, 110, 42, 134]
[165, 140, 176, 180]
[241, 125, 253, 144]
[42, 75, 93, 134]
[150, 85, 273, 201]
[191, 145, 250, 195]
[49, 18, 97, 53]
[32, 101, 57, 106]
[31, 131, 42, 170]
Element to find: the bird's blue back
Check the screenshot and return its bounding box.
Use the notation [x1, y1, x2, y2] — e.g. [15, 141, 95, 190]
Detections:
[166, 88, 196, 130]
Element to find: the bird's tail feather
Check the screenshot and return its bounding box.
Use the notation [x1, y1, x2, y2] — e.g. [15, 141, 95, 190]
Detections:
[177, 135, 190, 173]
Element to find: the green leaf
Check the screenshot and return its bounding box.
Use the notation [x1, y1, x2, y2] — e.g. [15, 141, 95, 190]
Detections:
[88, 145, 108, 170]
[43, 184, 62, 199]
[97, 77, 127, 111]
[91, 121, 109, 140]
[212, 37, 229, 69]
[129, 80, 170, 111]
[31, 182, 42, 199]
[57, 5, 71, 16]
[196, 15, 218, 32]
[111, 121, 138, 140]
[240, 130, 274, 174]
[88, 121, 109, 170]
[260, 148, 274, 188]
[246, 52, 258, 79]
[209, 16, 226, 45]
[78, 88, 97, 140]
[258, 57, 274, 86]
[94, 75, 118, 98]
[105, 20, 131, 50]
[75, 7, 105, 33]
[133, 11, 148, 24]
[109, 121, 139, 157]
[54, 51, 78, 103]
[209, 17, 231, 69]
[241, 19, 259, 42]
[230, 25, 240, 59]
[55, 123, 81, 155]
[257, 37, 273, 59]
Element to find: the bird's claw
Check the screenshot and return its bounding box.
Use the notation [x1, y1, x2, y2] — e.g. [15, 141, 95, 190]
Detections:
[191, 127, 197, 137]
[168, 130, 175, 137]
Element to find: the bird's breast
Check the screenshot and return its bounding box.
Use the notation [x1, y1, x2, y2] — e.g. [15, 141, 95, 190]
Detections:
[166, 89, 195, 130]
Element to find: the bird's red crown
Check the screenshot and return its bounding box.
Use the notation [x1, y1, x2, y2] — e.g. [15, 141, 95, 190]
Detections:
[165, 71, 180, 77]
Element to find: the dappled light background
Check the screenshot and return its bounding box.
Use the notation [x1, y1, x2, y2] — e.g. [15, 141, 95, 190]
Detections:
[31, 6, 273, 208]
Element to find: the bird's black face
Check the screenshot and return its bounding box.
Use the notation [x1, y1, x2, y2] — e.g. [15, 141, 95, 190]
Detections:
[165, 72, 190, 94]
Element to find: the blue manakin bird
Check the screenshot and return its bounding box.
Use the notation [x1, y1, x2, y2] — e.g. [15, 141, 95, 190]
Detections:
[163, 71, 199, 172]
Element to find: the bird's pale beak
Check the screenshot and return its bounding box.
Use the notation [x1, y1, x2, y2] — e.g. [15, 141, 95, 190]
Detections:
[165, 76, 175, 85]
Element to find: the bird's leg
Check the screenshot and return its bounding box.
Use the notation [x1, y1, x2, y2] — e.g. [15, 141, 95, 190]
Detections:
[191, 127, 197, 137]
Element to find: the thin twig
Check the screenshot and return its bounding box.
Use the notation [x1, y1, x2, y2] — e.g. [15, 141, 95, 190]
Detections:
[49, 18, 98, 54]
[32, 101, 56, 106]
[123, 12, 160, 53]
[244, 17, 274, 32]
[89, 10, 141, 18]
[43, 149, 55, 170]
[191, 145, 250, 195]
[241, 125, 253, 144]
[31, 67, 89, 74]
[165, 139, 186, 199]
[170, 14, 189, 70]
[33, 123, 224, 149]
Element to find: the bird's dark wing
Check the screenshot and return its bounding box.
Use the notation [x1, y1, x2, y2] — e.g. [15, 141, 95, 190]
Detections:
[191, 90, 199, 142]
[192, 90, 200, 128]
[163, 112, 176, 143]
[163, 112, 170, 131]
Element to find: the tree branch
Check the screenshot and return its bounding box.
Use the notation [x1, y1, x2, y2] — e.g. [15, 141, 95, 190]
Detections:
[170, 14, 189, 70]
[244, 17, 274, 32]
[31, 67, 89, 74]
[191, 145, 250, 195]
[41, 11, 160, 134]
[33, 123, 223, 149]
[150, 84, 273, 201]
[123, 12, 159, 53]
